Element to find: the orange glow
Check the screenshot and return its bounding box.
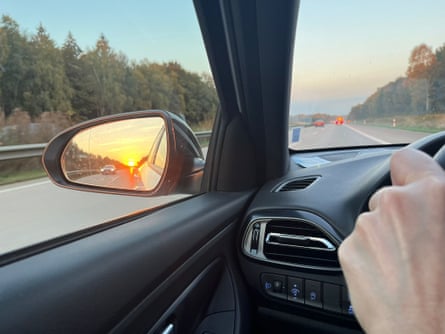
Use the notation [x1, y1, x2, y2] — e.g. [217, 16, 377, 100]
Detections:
[335, 116, 344, 125]
[68, 117, 166, 168]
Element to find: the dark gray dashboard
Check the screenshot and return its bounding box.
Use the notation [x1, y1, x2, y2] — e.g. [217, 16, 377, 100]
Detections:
[238, 146, 402, 332]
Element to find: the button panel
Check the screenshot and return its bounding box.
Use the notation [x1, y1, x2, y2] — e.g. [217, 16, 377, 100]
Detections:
[305, 280, 322, 308]
[261, 273, 287, 300]
[323, 283, 341, 313]
[261, 273, 353, 316]
[287, 277, 304, 304]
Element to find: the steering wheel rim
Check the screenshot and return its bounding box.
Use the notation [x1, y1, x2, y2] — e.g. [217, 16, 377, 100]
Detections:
[406, 130, 445, 161]
[357, 130, 445, 214]
[433, 144, 445, 169]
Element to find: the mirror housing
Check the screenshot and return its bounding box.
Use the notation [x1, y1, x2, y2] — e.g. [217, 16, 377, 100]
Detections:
[43, 110, 205, 196]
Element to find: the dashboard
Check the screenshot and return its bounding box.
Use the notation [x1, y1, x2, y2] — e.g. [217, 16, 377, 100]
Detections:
[238, 146, 403, 333]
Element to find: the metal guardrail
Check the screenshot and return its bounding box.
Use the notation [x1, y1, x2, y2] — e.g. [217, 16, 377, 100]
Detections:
[0, 143, 47, 161]
[194, 130, 212, 138]
[0, 131, 212, 162]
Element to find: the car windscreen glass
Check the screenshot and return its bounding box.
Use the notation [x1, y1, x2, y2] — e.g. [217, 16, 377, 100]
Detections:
[289, 0, 445, 150]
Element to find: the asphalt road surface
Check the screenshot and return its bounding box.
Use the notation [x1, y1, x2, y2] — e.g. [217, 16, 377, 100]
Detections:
[0, 179, 186, 255]
[0, 125, 433, 255]
[289, 124, 428, 150]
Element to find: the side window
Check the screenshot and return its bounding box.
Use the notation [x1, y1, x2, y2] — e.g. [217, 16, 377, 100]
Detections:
[0, 2, 218, 256]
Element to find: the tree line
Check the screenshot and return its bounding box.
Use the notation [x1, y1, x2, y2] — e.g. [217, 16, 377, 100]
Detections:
[0, 15, 218, 129]
[348, 43, 445, 120]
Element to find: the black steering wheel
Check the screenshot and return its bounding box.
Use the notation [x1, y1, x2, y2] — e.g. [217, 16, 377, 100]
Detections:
[433, 142, 445, 168]
[354, 131, 445, 217]
[382, 131, 445, 185]
[409, 131, 445, 168]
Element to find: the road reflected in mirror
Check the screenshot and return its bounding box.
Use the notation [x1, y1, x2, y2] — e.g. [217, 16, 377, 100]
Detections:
[62, 117, 167, 191]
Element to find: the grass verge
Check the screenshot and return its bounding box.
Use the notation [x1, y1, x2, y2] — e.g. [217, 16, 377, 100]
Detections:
[0, 157, 47, 186]
[356, 114, 445, 133]
[0, 169, 47, 186]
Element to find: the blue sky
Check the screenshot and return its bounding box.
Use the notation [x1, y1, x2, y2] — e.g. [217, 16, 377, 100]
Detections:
[2, 1, 445, 115]
[292, 0, 445, 114]
[0, 0, 210, 72]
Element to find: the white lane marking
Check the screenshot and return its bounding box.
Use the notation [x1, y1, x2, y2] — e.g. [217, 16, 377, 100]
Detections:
[345, 125, 390, 145]
[0, 180, 51, 194]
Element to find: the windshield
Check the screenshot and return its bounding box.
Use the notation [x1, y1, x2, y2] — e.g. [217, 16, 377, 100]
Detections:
[290, 1, 445, 150]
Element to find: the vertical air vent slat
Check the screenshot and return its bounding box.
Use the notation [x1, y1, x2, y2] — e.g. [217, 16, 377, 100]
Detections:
[275, 177, 319, 192]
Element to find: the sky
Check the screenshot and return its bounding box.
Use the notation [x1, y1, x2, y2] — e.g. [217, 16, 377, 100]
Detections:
[0, 0, 210, 72]
[292, 0, 445, 115]
[2, 0, 445, 116]
[73, 117, 164, 165]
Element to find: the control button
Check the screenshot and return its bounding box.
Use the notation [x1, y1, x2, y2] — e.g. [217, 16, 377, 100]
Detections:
[323, 283, 341, 313]
[287, 277, 304, 304]
[305, 280, 322, 308]
[262, 274, 274, 293]
[273, 280, 283, 293]
[341, 286, 354, 316]
[261, 273, 286, 300]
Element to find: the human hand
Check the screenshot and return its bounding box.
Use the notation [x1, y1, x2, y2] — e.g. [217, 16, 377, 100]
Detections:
[338, 148, 445, 333]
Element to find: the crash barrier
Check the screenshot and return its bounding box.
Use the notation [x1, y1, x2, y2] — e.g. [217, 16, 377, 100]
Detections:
[0, 131, 212, 162]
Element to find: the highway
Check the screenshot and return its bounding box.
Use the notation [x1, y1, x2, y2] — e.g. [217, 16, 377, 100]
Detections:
[0, 179, 186, 255]
[289, 124, 428, 150]
[0, 124, 433, 256]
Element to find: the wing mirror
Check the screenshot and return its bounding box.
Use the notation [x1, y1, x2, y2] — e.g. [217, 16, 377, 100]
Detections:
[43, 110, 205, 196]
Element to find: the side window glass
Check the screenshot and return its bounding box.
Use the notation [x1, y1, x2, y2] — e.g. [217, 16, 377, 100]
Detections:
[0, 3, 218, 256]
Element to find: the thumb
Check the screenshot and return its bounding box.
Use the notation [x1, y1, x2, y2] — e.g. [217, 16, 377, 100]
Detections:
[390, 148, 444, 186]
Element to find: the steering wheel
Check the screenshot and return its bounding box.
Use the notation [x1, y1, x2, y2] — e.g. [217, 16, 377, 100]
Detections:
[352, 131, 445, 219]
[381, 131, 445, 184]
[408, 131, 445, 167]
[433, 143, 445, 168]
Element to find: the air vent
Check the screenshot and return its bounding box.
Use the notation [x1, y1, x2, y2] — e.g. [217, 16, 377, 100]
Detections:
[262, 220, 339, 268]
[275, 177, 318, 192]
[242, 215, 341, 271]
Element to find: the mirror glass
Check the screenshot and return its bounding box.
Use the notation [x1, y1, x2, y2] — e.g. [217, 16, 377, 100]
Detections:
[61, 117, 167, 191]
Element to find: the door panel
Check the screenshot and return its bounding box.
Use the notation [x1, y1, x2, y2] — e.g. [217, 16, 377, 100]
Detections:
[0, 192, 253, 333]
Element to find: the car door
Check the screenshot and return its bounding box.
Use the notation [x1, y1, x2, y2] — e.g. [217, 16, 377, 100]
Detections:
[0, 1, 298, 333]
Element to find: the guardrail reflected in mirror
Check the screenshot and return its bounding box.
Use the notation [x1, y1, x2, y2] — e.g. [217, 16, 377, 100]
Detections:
[61, 117, 167, 191]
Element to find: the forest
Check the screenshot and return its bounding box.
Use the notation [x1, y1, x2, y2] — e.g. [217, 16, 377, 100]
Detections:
[348, 43, 445, 121]
[0, 15, 219, 145]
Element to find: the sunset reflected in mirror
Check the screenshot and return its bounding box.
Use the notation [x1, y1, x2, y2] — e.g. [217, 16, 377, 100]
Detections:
[61, 117, 167, 191]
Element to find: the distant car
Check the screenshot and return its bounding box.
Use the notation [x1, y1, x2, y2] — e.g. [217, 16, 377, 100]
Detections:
[313, 119, 325, 127]
[100, 164, 116, 175]
[335, 116, 344, 125]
